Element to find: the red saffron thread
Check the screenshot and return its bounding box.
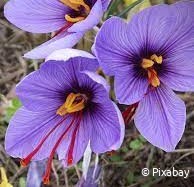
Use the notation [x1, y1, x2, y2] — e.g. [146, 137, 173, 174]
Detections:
[122, 103, 138, 124]
[67, 112, 82, 165]
[20, 116, 68, 167]
[52, 22, 73, 38]
[107, 150, 116, 156]
[42, 113, 79, 185]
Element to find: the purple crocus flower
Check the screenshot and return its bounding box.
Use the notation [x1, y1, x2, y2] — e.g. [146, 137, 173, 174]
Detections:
[93, 1, 194, 152]
[5, 49, 124, 184]
[4, 0, 110, 59]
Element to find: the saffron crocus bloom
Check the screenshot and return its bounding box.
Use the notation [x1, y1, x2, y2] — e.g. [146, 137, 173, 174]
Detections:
[94, 1, 194, 152]
[4, 0, 110, 59]
[5, 49, 124, 184]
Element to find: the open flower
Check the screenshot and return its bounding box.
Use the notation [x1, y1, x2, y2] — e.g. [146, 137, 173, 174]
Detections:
[4, 0, 110, 59]
[5, 49, 124, 184]
[93, 1, 194, 152]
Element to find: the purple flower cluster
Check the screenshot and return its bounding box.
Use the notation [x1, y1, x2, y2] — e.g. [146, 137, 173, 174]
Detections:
[4, 0, 194, 184]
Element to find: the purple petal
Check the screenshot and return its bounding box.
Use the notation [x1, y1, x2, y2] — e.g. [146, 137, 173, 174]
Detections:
[57, 114, 90, 166]
[101, 0, 111, 11]
[16, 57, 98, 112]
[127, 2, 194, 92]
[45, 49, 99, 72]
[126, 4, 173, 53]
[89, 100, 123, 153]
[129, 2, 194, 55]
[158, 2, 194, 91]
[5, 107, 66, 160]
[159, 1, 194, 55]
[24, 32, 84, 59]
[114, 72, 148, 105]
[26, 160, 47, 187]
[82, 71, 110, 92]
[134, 84, 186, 152]
[110, 103, 125, 150]
[94, 17, 134, 76]
[76, 164, 101, 187]
[82, 142, 92, 179]
[68, 0, 103, 33]
[4, 0, 68, 33]
[77, 71, 110, 104]
[125, 2, 194, 55]
[16, 65, 70, 112]
[160, 53, 194, 92]
[46, 48, 96, 62]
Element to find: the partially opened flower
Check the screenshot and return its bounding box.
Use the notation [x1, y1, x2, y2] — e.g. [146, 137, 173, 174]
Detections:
[5, 49, 124, 184]
[94, 1, 194, 152]
[4, 0, 110, 59]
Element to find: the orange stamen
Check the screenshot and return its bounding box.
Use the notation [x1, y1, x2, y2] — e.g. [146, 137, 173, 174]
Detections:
[57, 93, 86, 116]
[65, 15, 85, 23]
[148, 69, 160, 87]
[60, 0, 79, 11]
[141, 54, 162, 88]
[60, 0, 90, 23]
[69, 0, 90, 13]
[141, 59, 154, 69]
[150, 54, 163, 64]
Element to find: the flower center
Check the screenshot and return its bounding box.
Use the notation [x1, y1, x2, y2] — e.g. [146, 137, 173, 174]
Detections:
[57, 93, 87, 116]
[60, 0, 91, 23]
[141, 54, 163, 87]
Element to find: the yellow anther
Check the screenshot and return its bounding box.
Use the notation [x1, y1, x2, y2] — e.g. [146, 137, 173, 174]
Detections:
[69, 0, 90, 13]
[57, 93, 86, 116]
[60, 0, 79, 11]
[150, 54, 163, 64]
[148, 69, 160, 87]
[141, 59, 154, 69]
[60, 0, 90, 13]
[141, 54, 162, 87]
[66, 100, 85, 113]
[64, 93, 80, 108]
[65, 15, 85, 23]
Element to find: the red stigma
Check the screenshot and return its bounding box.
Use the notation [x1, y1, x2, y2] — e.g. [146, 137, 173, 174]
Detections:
[107, 150, 116, 156]
[68, 158, 73, 165]
[52, 22, 73, 38]
[20, 111, 83, 184]
[122, 103, 139, 124]
[20, 116, 68, 167]
[42, 112, 82, 183]
[43, 175, 50, 185]
[67, 112, 82, 166]
[20, 159, 28, 167]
